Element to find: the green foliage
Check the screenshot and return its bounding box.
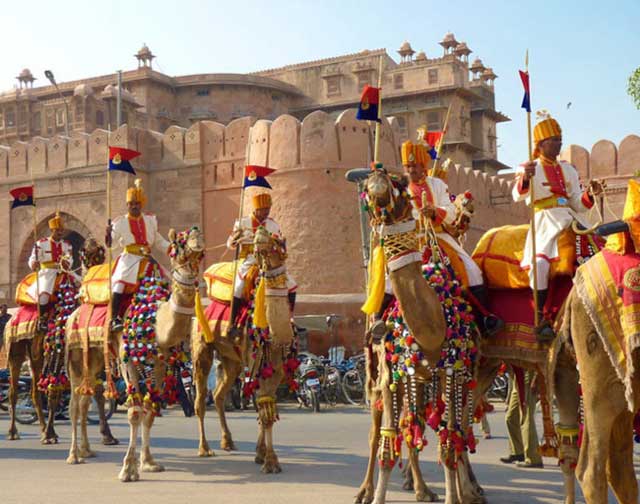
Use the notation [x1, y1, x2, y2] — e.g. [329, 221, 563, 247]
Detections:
[629, 67, 640, 110]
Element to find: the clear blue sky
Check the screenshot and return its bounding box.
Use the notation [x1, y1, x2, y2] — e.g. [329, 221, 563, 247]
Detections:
[3, 0, 638, 169]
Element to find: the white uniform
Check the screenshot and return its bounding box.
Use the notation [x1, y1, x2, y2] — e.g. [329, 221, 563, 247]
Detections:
[383, 177, 483, 293]
[512, 159, 593, 289]
[227, 215, 296, 298]
[26, 238, 73, 300]
[111, 213, 170, 291]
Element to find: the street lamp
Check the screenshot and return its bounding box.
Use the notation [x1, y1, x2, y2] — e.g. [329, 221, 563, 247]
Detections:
[44, 70, 70, 137]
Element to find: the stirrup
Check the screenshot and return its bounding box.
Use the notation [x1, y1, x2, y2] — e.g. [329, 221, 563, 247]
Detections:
[110, 317, 124, 333]
[535, 320, 555, 343]
[369, 319, 388, 343]
[483, 314, 505, 338]
[37, 316, 49, 333]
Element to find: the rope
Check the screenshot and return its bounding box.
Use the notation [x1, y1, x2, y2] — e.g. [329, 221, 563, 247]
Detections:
[381, 228, 419, 262]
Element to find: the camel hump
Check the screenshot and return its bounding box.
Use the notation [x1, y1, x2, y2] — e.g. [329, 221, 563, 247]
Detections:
[472, 224, 576, 289]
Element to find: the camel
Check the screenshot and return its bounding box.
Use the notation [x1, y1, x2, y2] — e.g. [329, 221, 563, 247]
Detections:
[64, 238, 121, 465]
[356, 168, 481, 504]
[192, 225, 294, 473]
[5, 256, 80, 444]
[553, 253, 640, 504]
[117, 226, 204, 482]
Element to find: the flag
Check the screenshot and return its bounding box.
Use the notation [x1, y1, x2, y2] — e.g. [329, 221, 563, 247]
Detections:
[10, 185, 34, 209]
[244, 165, 276, 189]
[519, 70, 531, 113]
[425, 131, 443, 159]
[108, 147, 141, 175]
[356, 85, 380, 122]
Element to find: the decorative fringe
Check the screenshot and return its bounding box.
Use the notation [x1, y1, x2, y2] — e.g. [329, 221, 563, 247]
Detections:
[253, 276, 268, 329]
[361, 245, 387, 315]
[256, 395, 278, 425]
[195, 291, 214, 343]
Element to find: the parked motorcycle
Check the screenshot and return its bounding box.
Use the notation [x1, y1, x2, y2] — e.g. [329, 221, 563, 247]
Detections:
[296, 356, 322, 412]
[337, 353, 367, 406]
[0, 368, 30, 412]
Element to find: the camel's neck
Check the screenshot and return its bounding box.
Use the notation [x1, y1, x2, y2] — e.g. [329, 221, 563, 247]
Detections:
[170, 266, 197, 308]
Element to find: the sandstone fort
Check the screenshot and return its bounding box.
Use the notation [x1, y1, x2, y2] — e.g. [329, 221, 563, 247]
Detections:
[0, 36, 637, 353]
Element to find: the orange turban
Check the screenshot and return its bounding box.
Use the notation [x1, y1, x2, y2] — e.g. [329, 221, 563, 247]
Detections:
[48, 211, 63, 230]
[533, 111, 562, 159]
[252, 193, 272, 210]
[401, 140, 430, 169]
[126, 179, 147, 207]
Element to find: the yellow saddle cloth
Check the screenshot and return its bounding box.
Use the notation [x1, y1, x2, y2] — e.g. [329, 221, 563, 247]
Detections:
[203, 260, 257, 302]
[472, 224, 576, 289]
[15, 272, 38, 306]
[79, 263, 113, 305]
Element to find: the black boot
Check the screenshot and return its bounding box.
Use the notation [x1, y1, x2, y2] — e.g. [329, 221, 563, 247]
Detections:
[288, 291, 297, 313]
[369, 293, 394, 343]
[37, 303, 49, 333]
[110, 293, 124, 333]
[534, 289, 555, 343]
[226, 297, 244, 340]
[468, 285, 504, 337]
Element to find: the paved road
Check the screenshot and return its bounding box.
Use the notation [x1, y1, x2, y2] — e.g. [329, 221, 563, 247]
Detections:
[0, 401, 631, 503]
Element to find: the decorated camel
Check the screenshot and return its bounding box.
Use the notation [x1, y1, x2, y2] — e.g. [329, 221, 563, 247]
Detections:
[114, 226, 204, 482]
[355, 167, 482, 504]
[551, 179, 640, 504]
[192, 225, 295, 473]
[5, 245, 79, 443]
[64, 238, 122, 464]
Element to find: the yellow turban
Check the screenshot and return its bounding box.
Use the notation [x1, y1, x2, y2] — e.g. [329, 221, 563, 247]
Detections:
[533, 111, 562, 159]
[48, 211, 63, 230]
[126, 178, 147, 207]
[607, 179, 640, 254]
[252, 193, 272, 210]
[401, 140, 430, 169]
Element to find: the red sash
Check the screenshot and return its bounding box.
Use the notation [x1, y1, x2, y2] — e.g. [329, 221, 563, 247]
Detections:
[542, 163, 568, 197]
[128, 216, 148, 245]
[409, 180, 434, 209]
[50, 239, 62, 261]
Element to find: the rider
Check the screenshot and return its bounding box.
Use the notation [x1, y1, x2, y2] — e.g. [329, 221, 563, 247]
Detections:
[106, 178, 170, 332]
[225, 192, 297, 338]
[27, 211, 73, 331]
[400, 139, 503, 336]
[513, 111, 602, 341]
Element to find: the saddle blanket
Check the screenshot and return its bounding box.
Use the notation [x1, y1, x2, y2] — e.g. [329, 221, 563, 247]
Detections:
[67, 303, 109, 351]
[4, 304, 38, 344]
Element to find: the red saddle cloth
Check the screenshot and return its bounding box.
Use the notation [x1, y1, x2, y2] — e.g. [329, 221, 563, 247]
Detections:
[200, 299, 250, 336]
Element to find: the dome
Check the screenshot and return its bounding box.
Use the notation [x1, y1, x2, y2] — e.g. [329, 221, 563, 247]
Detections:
[454, 42, 472, 56]
[470, 58, 485, 73]
[136, 44, 152, 58]
[73, 83, 94, 97]
[397, 41, 415, 57]
[439, 32, 458, 48]
[19, 68, 33, 79]
[482, 67, 497, 80]
[415, 51, 427, 62]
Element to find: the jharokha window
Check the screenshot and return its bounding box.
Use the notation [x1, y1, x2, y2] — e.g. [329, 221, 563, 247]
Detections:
[326, 76, 341, 97]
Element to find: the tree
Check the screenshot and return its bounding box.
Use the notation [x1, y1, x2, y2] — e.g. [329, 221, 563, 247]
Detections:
[629, 67, 640, 110]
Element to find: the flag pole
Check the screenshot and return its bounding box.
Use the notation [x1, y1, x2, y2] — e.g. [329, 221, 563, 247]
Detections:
[31, 171, 40, 323]
[429, 102, 452, 177]
[373, 55, 384, 164]
[525, 50, 540, 329]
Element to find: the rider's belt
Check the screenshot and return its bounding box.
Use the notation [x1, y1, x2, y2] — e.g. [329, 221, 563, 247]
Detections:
[239, 244, 253, 260]
[534, 195, 569, 212]
[432, 224, 444, 233]
[124, 244, 150, 256]
[40, 261, 59, 269]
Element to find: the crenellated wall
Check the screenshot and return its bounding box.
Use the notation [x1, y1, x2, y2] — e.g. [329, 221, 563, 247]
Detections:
[2, 112, 633, 354]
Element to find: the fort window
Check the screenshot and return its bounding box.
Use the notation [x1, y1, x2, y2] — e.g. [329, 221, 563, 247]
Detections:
[75, 102, 83, 119]
[32, 112, 41, 131]
[357, 73, 370, 89]
[196, 88, 210, 97]
[46, 109, 54, 134]
[6, 109, 15, 127]
[426, 111, 440, 131]
[428, 69, 439, 85]
[96, 110, 104, 126]
[394, 74, 404, 90]
[56, 109, 65, 127]
[326, 76, 341, 97]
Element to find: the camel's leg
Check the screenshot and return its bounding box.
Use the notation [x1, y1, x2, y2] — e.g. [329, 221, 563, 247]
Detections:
[255, 422, 266, 465]
[258, 358, 284, 474]
[408, 448, 438, 502]
[554, 350, 580, 504]
[607, 411, 637, 504]
[455, 454, 486, 504]
[139, 407, 164, 472]
[26, 337, 48, 437]
[355, 389, 382, 504]
[42, 387, 61, 444]
[371, 360, 395, 504]
[443, 463, 457, 504]
[214, 358, 242, 451]
[66, 350, 84, 464]
[119, 402, 142, 482]
[7, 342, 26, 440]
[95, 378, 119, 445]
[78, 393, 95, 459]
[193, 340, 215, 457]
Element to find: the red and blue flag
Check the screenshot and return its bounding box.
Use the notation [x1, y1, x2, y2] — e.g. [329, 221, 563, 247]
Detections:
[425, 131, 443, 159]
[519, 70, 531, 113]
[356, 85, 380, 122]
[244, 165, 276, 189]
[108, 147, 141, 175]
[9, 185, 34, 209]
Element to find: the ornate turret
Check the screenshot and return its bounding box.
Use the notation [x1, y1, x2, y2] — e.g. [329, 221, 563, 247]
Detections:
[470, 57, 485, 79]
[454, 42, 472, 62]
[439, 32, 459, 54]
[16, 68, 36, 89]
[482, 67, 497, 86]
[397, 41, 415, 63]
[134, 44, 155, 69]
[415, 51, 428, 63]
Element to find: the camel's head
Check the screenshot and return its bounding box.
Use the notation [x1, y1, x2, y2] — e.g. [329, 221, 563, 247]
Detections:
[448, 191, 475, 237]
[254, 226, 287, 270]
[80, 238, 105, 269]
[168, 226, 205, 273]
[363, 168, 411, 224]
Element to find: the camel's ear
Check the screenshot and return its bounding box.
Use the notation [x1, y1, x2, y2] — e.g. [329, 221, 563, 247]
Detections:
[168, 228, 176, 242]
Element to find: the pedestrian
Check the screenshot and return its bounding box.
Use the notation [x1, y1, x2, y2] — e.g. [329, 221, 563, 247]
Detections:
[0, 304, 10, 351]
[499, 369, 543, 468]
